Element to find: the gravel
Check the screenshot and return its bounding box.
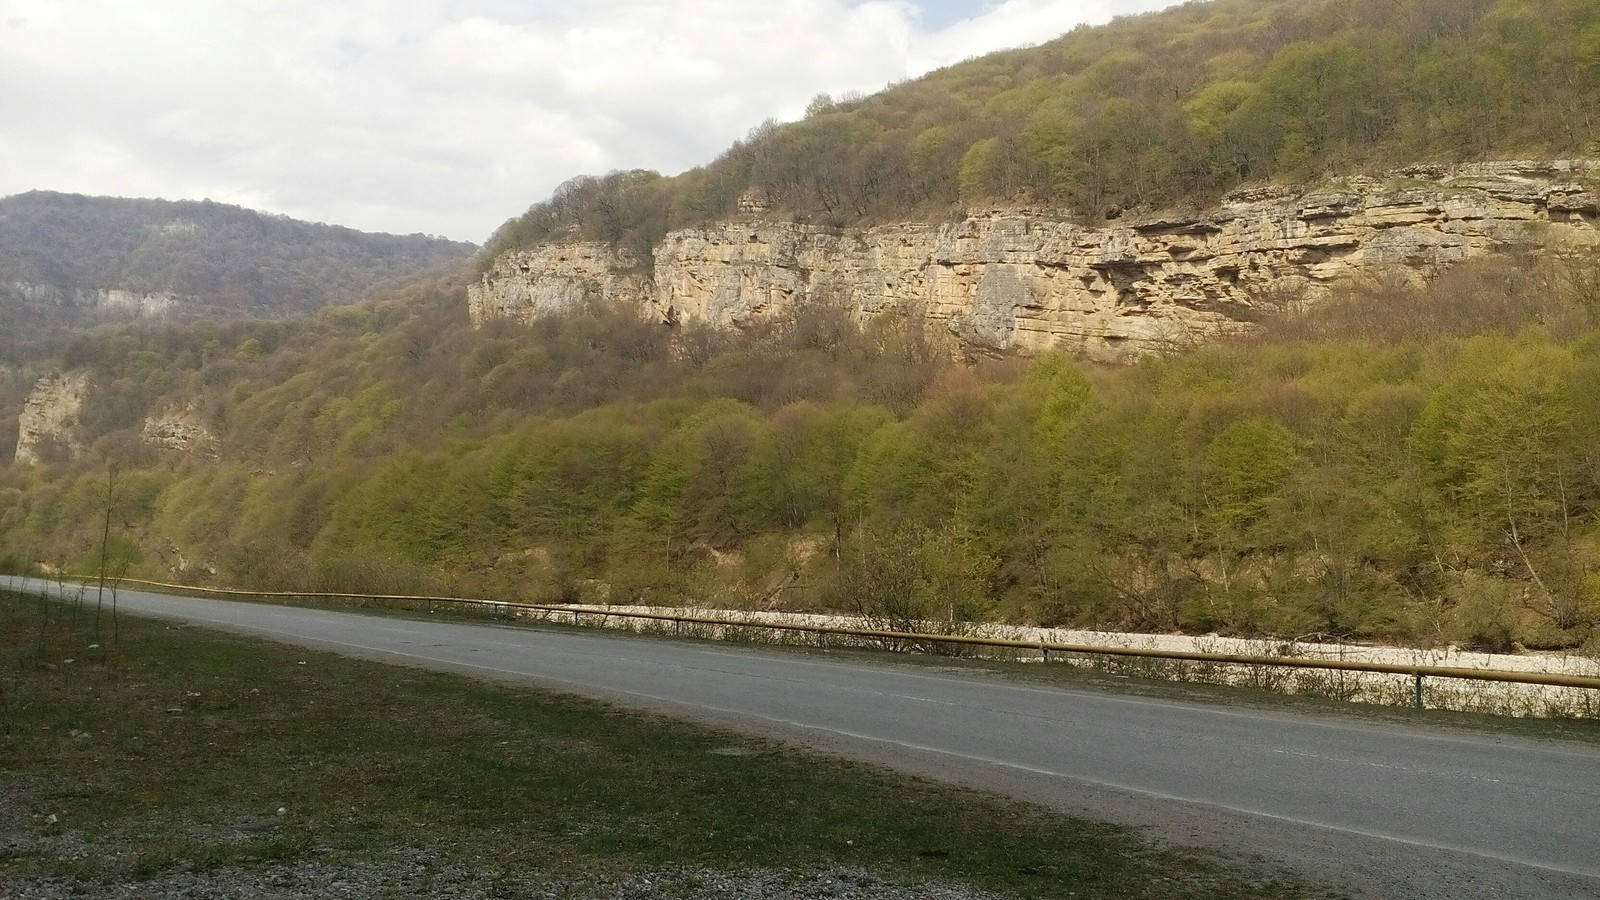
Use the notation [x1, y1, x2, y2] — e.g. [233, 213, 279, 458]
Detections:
[3, 774, 1012, 900]
[8, 858, 1013, 900]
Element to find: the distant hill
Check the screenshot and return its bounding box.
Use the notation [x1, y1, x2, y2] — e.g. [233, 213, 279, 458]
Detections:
[484, 0, 1600, 262]
[0, 191, 475, 360]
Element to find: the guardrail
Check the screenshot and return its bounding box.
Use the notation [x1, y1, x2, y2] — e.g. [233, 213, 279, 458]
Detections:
[26, 574, 1600, 707]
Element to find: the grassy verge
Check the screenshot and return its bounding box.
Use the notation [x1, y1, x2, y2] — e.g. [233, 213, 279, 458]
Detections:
[0, 592, 1327, 898]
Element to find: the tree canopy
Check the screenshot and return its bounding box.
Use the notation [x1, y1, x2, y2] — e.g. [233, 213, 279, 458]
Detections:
[483, 0, 1600, 264]
[5, 254, 1600, 653]
[0, 191, 475, 364]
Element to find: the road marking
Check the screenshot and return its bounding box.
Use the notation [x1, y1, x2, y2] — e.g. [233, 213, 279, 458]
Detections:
[17, 584, 1600, 878]
[179, 624, 1599, 883]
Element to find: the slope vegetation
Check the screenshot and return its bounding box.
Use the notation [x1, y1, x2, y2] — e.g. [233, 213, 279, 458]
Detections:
[0, 191, 475, 362]
[4, 255, 1600, 653]
[484, 0, 1600, 262]
[4, 0, 1600, 656]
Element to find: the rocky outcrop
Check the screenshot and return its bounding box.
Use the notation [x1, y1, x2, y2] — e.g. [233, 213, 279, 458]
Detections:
[141, 405, 215, 456]
[10, 282, 183, 318]
[469, 160, 1600, 362]
[466, 244, 645, 325]
[15, 372, 89, 465]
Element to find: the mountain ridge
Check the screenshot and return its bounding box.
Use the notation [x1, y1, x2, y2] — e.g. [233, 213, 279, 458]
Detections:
[0, 190, 476, 363]
[480, 0, 1600, 268]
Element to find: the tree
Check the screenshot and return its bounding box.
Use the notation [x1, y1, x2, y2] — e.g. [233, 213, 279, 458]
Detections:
[94, 459, 121, 643]
[832, 521, 996, 644]
[1413, 339, 1593, 631]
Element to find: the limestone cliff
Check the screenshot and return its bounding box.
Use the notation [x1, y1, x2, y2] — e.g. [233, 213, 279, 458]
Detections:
[467, 244, 644, 324]
[141, 405, 215, 456]
[469, 161, 1600, 362]
[10, 282, 183, 318]
[15, 372, 90, 465]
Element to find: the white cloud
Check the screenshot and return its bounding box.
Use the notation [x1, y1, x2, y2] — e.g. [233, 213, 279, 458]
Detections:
[0, 1, 1181, 242]
[911, 0, 1199, 71]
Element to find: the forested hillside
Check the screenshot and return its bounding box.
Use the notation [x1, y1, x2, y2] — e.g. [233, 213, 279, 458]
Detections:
[3, 253, 1599, 652]
[0, 191, 475, 362]
[484, 0, 1600, 262]
[3, 0, 1600, 655]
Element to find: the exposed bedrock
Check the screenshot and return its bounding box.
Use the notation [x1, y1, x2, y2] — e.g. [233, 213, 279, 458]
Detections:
[470, 161, 1600, 362]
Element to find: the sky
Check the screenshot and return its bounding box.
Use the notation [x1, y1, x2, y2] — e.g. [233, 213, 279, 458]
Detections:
[0, 1, 1183, 243]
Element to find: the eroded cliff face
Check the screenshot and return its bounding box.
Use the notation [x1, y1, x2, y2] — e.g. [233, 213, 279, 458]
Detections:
[10, 282, 183, 318]
[141, 405, 215, 456]
[15, 372, 90, 465]
[469, 161, 1600, 361]
[467, 244, 644, 324]
[12, 371, 222, 465]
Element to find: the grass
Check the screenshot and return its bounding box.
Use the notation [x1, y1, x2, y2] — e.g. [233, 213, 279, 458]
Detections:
[0, 591, 1330, 898]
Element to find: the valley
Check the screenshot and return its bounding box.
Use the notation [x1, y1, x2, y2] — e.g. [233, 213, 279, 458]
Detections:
[3, 0, 1598, 705]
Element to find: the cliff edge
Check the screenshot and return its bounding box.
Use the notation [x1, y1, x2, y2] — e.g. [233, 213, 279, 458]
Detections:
[470, 161, 1600, 361]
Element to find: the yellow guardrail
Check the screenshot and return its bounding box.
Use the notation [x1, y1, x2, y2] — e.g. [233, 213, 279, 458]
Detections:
[32, 574, 1600, 701]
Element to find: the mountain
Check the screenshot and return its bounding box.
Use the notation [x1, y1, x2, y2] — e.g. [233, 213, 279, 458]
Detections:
[0, 191, 476, 362]
[463, 0, 1600, 361]
[481, 0, 1600, 262]
[3, 0, 1600, 655]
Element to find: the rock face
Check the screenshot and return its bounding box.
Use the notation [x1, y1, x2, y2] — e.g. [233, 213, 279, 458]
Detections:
[15, 372, 90, 465]
[469, 160, 1600, 361]
[141, 405, 215, 456]
[10, 282, 183, 318]
[466, 244, 644, 325]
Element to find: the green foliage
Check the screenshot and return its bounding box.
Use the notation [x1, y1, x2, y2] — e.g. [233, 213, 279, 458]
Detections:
[483, 0, 1600, 252]
[9, 232, 1600, 654]
[830, 520, 998, 638]
[1203, 417, 1297, 536]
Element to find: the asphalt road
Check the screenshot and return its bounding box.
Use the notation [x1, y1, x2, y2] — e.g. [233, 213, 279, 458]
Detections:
[17, 581, 1600, 899]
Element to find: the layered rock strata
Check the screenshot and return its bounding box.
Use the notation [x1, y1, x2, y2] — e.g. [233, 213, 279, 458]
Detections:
[12, 376, 220, 466]
[470, 161, 1600, 361]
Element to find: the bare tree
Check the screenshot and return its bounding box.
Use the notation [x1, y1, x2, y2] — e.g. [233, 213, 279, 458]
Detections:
[95, 459, 121, 644]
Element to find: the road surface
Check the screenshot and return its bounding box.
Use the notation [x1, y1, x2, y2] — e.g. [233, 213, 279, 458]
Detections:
[15, 581, 1600, 899]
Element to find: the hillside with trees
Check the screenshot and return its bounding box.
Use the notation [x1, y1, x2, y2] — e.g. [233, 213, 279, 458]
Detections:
[483, 0, 1600, 263]
[0, 191, 475, 363]
[3, 252, 1599, 653]
[3, 0, 1600, 656]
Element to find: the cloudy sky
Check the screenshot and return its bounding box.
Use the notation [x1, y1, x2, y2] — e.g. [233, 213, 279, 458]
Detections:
[1, 1, 1181, 243]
